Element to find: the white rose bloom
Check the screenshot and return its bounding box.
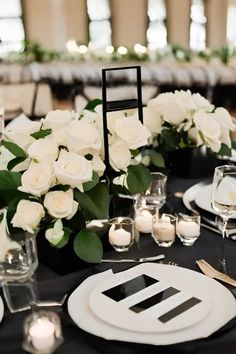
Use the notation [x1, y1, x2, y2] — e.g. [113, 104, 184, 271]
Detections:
[41, 110, 73, 130]
[27, 138, 58, 163]
[193, 110, 221, 152]
[91, 154, 106, 177]
[148, 92, 185, 126]
[174, 90, 196, 114]
[143, 106, 162, 135]
[54, 150, 93, 191]
[65, 120, 102, 155]
[213, 107, 235, 130]
[44, 189, 78, 219]
[114, 117, 151, 150]
[45, 219, 64, 246]
[192, 93, 214, 112]
[11, 200, 45, 233]
[52, 127, 67, 147]
[109, 139, 131, 172]
[4, 114, 41, 150]
[18, 162, 54, 196]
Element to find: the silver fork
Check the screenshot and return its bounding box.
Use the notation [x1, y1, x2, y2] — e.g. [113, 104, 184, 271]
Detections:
[196, 259, 236, 287]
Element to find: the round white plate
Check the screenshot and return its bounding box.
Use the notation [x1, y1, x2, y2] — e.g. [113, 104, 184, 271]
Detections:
[0, 296, 4, 322]
[89, 263, 211, 333]
[67, 265, 236, 346]
[182, 181, 207, 211]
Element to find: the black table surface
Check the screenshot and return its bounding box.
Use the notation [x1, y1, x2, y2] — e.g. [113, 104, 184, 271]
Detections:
[1, 177, 236, 354]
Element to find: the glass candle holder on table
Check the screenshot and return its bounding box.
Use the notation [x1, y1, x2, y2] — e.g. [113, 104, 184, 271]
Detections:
[22, 310, 63, 354]
[152, 214, 176, 247]
[176, 213, 201, 246]
[108, 217, 134, 252]
[134, 204, 158, 234]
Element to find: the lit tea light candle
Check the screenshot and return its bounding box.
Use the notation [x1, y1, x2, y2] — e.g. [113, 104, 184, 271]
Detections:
[153, 220, 175, 241]
[135, 210, 154, 234]
[176, 220, 200, 238]
[109, 225, 131, 246]
[29, 316, 55, 351]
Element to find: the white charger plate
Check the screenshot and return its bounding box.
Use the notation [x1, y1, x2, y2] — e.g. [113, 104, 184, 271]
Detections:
[0, 296, 4, 322]
[89, 263, 211, 333]
[67, 264, 236, 346]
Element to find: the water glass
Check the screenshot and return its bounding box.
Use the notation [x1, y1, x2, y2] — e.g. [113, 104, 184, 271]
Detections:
[152, 213, 176, 247]
[108, 217, 134, 252]
[176, 213, 201, 246]
[143, 172, 167, 208]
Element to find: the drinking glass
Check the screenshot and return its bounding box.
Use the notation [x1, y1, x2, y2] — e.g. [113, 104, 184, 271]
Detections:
[211, 165, 236, 272]
[0, 210, 38, 312]
[144, 172, 167, 208]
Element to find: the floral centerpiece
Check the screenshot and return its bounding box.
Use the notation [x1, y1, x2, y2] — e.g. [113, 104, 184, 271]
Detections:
[0, 105, 151, 265]
[140, 90, 235, 172]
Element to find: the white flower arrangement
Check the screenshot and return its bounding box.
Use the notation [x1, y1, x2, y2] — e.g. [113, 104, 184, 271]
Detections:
[141, 90, 235, 168]
[0, 107, 152, 263]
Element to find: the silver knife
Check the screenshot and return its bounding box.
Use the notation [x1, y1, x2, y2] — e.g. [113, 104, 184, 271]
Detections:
[101, 254, 165, 263]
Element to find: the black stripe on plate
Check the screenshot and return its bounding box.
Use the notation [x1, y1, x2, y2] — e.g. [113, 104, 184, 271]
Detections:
[158, 297, 202, 323]
[102, 274, 158, 302]
[129, 287, 180, 313]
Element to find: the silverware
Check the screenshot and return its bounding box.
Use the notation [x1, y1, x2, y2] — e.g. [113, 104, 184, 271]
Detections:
[101, 254, 165, 263]
[196, 259, 236, 287]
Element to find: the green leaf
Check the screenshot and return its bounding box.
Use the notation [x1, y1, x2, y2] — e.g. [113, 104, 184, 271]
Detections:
[126, 164, 152, 194]
[161, 128, 180, 150]
[55, 228, 71, 249]
[73, 229, 103, 263]
[218, 143, 232, 157]
[74, 182, 109, 220]
[0, 171, 21, 190]
[31, 129, 52, 139]
[7, 157, 27, 171]
[1, 140, 27, 158]
[150, 151, 165, 168]
[83, 171, 99, 192]
[84, 99, 102, 111]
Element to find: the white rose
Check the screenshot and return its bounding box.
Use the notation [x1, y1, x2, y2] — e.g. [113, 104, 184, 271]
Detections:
[11, 200, 45, 233]
[193, 110, 221, 152]
[44, 189, 78, 219]
[65, 120, 102, 155]
[27, 138, 58, 163]
[109, 139, 131, 172]
[174, 90, 196, 114]
[54, 150, 93, 191]
[91, 154, 106, 177]
[4, 114, 41, 150]
[192, 93, 214, 112]
[143, 106, 162, 135]
[41, 110, 73, 130]
[148, 92, 185, 126]
[45, 219, 64, 246]
[18, 162, 55, 196]
[114, 116, 151, 150]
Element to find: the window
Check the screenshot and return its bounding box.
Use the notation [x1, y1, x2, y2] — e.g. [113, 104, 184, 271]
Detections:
[190, 0, 206, 51]
[147, 0, 167, 50]
[86, 0, 111, 49]
[227, 5, 236, 47]
[0, 0, 25, 57]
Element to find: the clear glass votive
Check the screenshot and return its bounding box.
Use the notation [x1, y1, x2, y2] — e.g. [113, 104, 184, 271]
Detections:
[176, 213, 201, 246]
[22, 310, 63, 354]
[134, 204, 158, 234]
[144, 172, 167, 208]
[108, 217, 134, 252]
[152, 213, 176, 247]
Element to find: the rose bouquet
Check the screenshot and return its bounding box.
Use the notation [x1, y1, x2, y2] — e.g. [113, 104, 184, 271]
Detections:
[140, 90, 235, 169]
[0, 106, 151, 264]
